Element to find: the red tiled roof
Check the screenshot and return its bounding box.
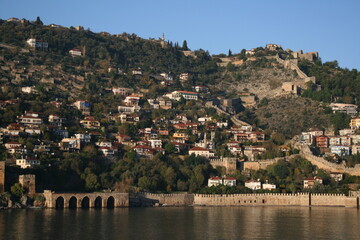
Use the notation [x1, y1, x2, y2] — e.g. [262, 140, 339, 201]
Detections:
[189, 147, 209, 151]
[209, 177, 222, 180]
[177, 91, 197, 95]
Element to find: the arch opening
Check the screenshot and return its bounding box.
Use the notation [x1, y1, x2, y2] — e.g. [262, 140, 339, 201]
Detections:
[55, 196, 64, 209]
[107, 196, 115, 209]
[94, 196, 102, 208]
[69, 196, 77, 209]
[81, 197, 90, 209]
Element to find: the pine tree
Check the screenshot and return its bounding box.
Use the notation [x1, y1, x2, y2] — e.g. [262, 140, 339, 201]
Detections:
[182, 40, 188, 50]
[35, 16, 43, 25]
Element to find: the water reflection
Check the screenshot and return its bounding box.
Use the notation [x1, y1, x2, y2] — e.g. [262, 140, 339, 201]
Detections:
[0, 207, 359, 240]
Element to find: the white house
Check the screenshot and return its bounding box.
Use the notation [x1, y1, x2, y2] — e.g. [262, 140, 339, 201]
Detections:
[74, 133, 91, 143]
[188, 147, 215, 158]
[26, 38, 48, 49]
[330, 172, 343, 182]
[223, 177, 236, 186]
[69, 49, 82, 57]
[165, 91, 198, 101]
[245, 180, 261, 190]
[304, 177, 323, 188]
[208, 177, 222, 187]
[16, 157, 40, 169]
[118, 105, 141, 113]
[59, 137, 81, 151]
[148, 139, 162, 149]
[21, 86, 38, 94]
[179, 73, 189, 81]
[262, 183, 276, 190]
[18, 114, 43, 125]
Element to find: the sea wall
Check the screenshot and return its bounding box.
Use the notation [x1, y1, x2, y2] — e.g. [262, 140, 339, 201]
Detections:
[139, 193, 194, 206]
[310, 193, 356, 207]
[193, 193, 309, 206]
[137, 193, 359, 208]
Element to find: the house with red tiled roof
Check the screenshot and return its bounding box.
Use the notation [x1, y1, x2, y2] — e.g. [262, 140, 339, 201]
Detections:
[133, 145, 156, 158]
[208, 176, 237, 187]
[303, 177, 323, 188]
[208, 176, 222, 187]
[80, 116, 100, 129]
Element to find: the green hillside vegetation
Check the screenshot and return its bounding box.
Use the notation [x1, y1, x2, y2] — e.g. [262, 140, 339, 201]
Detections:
[254, 96, 351, 137]
[299, 59, 360, 105]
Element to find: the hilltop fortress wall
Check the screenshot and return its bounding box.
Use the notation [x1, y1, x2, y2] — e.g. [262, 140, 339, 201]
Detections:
[139, 193, 358, 208]
[275, 54, 316, 94]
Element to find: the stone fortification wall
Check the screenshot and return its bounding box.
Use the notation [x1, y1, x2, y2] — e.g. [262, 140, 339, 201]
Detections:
[0, 161, 5, 193]
[193, 193, 309, 206]
[243, 157, 286, 171]
[138, 193, 358, 208]
[296, 143, 360, 176]
[140, 193, 194, 206]
[276, 54, 316, 94]
[310, 193, 356, 207]
[210, 157, 238, 174]
[205, 101, 250, 127]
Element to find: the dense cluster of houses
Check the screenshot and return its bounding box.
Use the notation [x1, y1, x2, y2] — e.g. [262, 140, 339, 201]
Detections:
[300, 116, 360, 157]
[1, 79, 272, 171]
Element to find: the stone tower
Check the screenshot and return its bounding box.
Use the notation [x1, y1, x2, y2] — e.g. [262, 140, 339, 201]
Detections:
[0, 161, 5, 193]
[19, 174, 36, 195]
[160, 33, 166, 48]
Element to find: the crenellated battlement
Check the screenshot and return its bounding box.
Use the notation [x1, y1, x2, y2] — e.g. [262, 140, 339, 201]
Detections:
[137, 192, 358, 208]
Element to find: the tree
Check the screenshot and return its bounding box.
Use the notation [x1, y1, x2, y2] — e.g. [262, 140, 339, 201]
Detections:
[164, 143, 176, 154]
[228, 49, 232, 56]
[226, 62, 235, 72]
[182, 40, 188, 50]
[84, 172, 100, 191]
[35, 16, 43, 25]
[11, 183, 24, 198]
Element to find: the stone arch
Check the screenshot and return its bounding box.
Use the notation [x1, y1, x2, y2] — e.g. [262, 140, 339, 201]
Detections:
[81, 196, 90, 208]
[69, 196, 77, 209]
[94, 196, 102, 208]
[107, 196, 115, 209]
[55, 196, 64, 209]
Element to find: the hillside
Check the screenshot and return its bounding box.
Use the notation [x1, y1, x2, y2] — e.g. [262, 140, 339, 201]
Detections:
[254, 96, 332, 137]
[1, 18, 360, 196]
[216, 58, 302, 100]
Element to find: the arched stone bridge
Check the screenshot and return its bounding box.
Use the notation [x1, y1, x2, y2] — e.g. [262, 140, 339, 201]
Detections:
[43, 190, 129, 208]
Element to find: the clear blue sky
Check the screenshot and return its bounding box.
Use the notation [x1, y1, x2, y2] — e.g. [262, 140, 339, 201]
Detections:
[1, 0, 359, 70]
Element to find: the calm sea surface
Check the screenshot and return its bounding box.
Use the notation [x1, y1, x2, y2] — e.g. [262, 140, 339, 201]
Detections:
[1, 207, 359, 240]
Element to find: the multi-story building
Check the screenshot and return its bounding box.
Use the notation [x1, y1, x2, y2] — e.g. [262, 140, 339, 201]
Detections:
[80, 116, 100, 129]
[316, 135, 329, 148]
[73, 100, 91, 115]
[329, 103, 358, 116]
[330, 145, 350, 156]
[350, 117, 360, 130]
[16, 157, 40, 169]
